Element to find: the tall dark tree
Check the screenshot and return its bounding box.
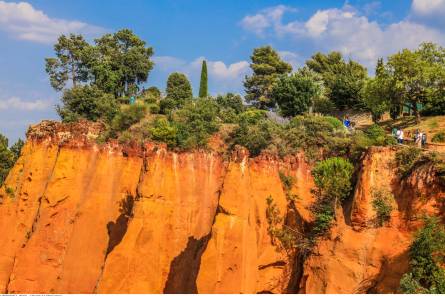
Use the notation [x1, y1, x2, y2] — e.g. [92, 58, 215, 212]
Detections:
[199, 60, 208, 97]
[272, 68, 325, 117]
[45, 34, 91, 91]
[306, 51, 367, 110]
[93, 29, 154, 97]
[244, 46, 292, 109]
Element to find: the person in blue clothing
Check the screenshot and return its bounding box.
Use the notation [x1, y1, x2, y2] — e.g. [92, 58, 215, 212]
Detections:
[343, 116, 351, 129]
[129, 96, 136, 105]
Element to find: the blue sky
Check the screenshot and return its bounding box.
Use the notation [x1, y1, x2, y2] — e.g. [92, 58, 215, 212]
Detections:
[0, 0, 444, 143]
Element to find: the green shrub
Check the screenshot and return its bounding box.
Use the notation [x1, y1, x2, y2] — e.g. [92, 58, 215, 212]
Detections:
[279, 171, 294, 192]
[432, 131, 445, 143]
[371, 189, 394, 226]
[57, 85, 118, 123]
[265, 196, 298, 253]
[146, 103, 160, 114]
[400, 217, 445, 293]
[215, 93, 245, 123]
[311, 203, 335, 237]
[312, 157, 354, 204]
[159, 98, 177, 115]
[231, 110, 279, 156]
[142, 86, 161, 104]
[313, 97, 336, 115]
[310, 157, 353, 237]
[172, 97, 220, 149]
[0, 135, 15, 187]
[395, 147, 422, 177]
[149, 117, 178, 148]
[111, 103, 147, 133]
[284, 115, 350, 160]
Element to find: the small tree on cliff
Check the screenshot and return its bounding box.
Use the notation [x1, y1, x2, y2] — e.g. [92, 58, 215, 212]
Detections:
[199, 60, 208, 98]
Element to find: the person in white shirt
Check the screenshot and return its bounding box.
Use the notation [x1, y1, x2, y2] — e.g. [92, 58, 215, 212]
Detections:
[397, 129, 404, 144]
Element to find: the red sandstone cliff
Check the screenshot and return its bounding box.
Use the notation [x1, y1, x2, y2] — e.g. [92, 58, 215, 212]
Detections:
[0, 121, 443, 293]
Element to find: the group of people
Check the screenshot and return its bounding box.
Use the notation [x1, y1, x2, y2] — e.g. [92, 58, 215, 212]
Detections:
[392, 128, 427, 147]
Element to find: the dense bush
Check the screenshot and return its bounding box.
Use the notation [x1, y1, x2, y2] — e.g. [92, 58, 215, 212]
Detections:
[395, 147, 422, 177]
[149, 117, 178, 148]
[312, 157, 354, 204]
[231, 110, 280, 156]
[215, 93, 245, 123]
[172, 97, 220, 149]
[0, 135, 23, 187]
[310, 157, 353, 237]
[313, 97, 336, 115]
[57, 85, 118, 123]
[279, 171, 295, 192]
[400, 217, 445, 293]
[283, 115, 349, 160]
[111, 103, 147, 133]
[371, 189, 394, 226]
[142, 86, 161, 104]
[159, 97, 177, 115]
[432, 131, 445, 143]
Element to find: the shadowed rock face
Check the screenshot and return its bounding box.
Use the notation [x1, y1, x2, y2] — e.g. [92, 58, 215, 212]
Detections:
[0, 121, 443, 294]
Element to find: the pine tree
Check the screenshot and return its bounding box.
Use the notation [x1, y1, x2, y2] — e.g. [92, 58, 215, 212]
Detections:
[199, 60, 208, 97]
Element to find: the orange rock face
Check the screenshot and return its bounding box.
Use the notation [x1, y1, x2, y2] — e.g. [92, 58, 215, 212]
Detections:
[300, 147, 445, 294]
[1, 122, 444, 294]
[0, 121, 315, 293]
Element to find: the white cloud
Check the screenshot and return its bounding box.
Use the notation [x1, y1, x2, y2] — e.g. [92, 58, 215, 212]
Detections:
[0, 1, 105, 43]
[241, 4, 445, 69]
[0, 97, 52, 111]
[240, 5, 297, 37]
[154, 56, 250, 94]
[410, 0, 445, 28]
[411, 0, 445, 16]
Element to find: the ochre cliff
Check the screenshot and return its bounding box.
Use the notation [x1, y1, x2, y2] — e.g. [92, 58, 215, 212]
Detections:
[0, 121, 444, 294]
[300, 147, 445, 294]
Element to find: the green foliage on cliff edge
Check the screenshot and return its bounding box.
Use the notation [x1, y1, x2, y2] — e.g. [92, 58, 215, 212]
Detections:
[0, 134, 24, 187]
[400, 217, 445, 293]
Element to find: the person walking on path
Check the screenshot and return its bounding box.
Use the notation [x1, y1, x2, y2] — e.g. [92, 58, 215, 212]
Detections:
[396, 129, 404, 144]
[421, 132, 427, 148]
[414, 129, 421, 147]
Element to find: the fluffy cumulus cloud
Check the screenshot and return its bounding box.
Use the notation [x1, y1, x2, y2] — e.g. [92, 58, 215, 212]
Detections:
[0, 1, 105, 43]
[153, 56, 250, 94]
[410, 0, 445, 28]
[0, 96, 52, 111]
[241, 3, 445, 70]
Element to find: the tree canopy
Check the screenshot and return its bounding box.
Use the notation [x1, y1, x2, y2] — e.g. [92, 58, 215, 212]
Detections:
[165, 72, 193, 108]
[244, 46, 292, 109]
[273, 67, 325, 117]
[306, 51, 367, 110]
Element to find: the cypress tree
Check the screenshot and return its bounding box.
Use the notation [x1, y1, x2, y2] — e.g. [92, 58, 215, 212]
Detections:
[199, 60, 208, 97]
